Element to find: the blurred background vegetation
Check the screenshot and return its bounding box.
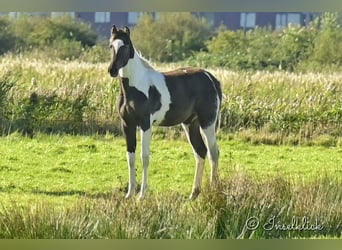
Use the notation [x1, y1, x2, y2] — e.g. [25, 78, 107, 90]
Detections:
[1, 12, 342, 70]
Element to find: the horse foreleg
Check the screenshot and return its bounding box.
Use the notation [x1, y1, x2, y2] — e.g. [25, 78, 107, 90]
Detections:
[126, 152, 136, 198]
[123, 123, 137, 199]
[139, 127, 151, 199]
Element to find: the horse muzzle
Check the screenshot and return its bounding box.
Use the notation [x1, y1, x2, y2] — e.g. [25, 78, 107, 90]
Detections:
[108, 66, 118, 78]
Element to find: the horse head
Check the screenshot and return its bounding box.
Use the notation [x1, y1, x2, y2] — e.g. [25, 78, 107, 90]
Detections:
[108, 25, 135, 77]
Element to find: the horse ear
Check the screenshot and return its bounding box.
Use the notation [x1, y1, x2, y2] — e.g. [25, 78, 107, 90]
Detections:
[123, 26, 130, 35]
[111, 25, 118, 34]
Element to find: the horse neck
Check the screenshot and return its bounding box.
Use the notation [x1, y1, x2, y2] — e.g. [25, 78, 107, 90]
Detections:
[119, 49, 157, 88]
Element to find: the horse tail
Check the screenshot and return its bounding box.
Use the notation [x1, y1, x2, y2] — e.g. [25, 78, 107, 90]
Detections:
[213, 77, 222, 132]
[204, 71, 222, 132]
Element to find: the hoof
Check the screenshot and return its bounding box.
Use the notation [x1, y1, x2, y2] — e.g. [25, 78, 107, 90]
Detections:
[137, 194, 145, 201]
[123, 182, 137, 199]
[210, 174, 219, 187]
[138, 186, 148, 200]
[189, 188, 201, 200]
[125, 193, 134, 199]
[125, 189, 135, 199]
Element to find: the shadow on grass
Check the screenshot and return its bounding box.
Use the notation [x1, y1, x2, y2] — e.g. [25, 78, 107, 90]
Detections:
[31, 189, 123, 200]
[30, 182, 141, 199]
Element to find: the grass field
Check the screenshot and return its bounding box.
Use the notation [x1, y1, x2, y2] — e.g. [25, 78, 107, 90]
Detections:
[1, 133, 341, 195]
[0, 55, 341, 238]
[0, 133, 341, 238]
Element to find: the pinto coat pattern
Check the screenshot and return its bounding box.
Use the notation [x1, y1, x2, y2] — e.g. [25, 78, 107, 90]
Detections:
[108, 25, 222, 200]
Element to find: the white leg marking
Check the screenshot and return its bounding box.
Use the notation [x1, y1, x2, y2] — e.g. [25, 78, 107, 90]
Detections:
[182, 123, 206, 200]
[200, 124, 219, 185]
[190, 154, 205, 200]
[126, 152, 136, 198]
[182, 123, 191, 142]
[139, 128, 151, 199]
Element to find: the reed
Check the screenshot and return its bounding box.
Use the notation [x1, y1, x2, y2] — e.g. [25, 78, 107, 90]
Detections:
[0, 55, 341, 144]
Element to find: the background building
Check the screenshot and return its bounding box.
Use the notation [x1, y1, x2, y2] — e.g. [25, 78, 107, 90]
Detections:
[1, 12, 321, 36]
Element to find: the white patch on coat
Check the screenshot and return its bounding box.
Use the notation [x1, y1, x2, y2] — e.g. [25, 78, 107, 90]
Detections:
[126, 152, 136, 198]
[113, 39, 171, 125]
[111, 39, 124, 54]
[150, 73, 171, 125]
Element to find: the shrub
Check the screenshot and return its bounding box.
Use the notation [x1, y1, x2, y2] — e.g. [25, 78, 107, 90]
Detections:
[205, 27, 248, 68]
[308, 12, 342, 67]
[0, 17, 17, 54]
[273, 25, 316, 71]
[203, 24, 316, 71]
[80, 39, 110, 63]
[46, 38, 85, 61]
[0, 15, 98, 61]
[245, 27, 279, 69]
[189, 12, 342, 71]
[12, 85, 95, 135]
[10, 15, 97, 56]
[194, 26, 281, 70]
[0, 74, 15, 134]
[131, 13, 212, 62]
[49, 15, 97, 47]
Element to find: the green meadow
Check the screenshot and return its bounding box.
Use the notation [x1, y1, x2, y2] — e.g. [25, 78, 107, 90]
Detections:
[0, 53, 341, 239]
[0, 133, 341, 239]
[1, 133, 341, 196]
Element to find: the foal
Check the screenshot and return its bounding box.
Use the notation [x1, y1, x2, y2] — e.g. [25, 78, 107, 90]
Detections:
[108, 25, 222, 200]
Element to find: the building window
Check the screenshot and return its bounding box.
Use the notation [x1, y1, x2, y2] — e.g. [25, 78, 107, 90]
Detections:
[8, 12, 20, 18]
[128, 12, 143, 24]
[276, 13, 287, 29]
[95, 12, 110, 23]
[276, 13, 301, 29]
[288, 13, 301, 25]
[240, 12, 256, 29]
[51, 12, 75, 18]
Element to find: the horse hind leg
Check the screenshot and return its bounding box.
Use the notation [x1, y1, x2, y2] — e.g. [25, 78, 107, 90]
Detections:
[182, 121, 207, 200]
[138, 127, 152, 200]
[200, 122, 219, 186]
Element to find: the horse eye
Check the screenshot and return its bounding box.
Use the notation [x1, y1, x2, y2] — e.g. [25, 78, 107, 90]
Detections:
[109, 44, 113, 49]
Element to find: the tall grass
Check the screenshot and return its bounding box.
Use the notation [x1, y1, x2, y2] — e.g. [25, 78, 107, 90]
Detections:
[0, 172, 340, 239]
[0, 55, 341, 144]
[0, 55, 120, 135]
[217, 70, 341, 144]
